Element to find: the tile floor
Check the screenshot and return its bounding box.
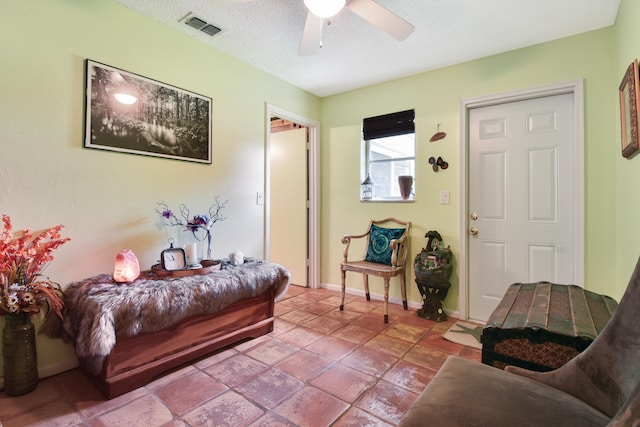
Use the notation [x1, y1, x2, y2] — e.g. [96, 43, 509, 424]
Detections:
[0, 285, 481, 427]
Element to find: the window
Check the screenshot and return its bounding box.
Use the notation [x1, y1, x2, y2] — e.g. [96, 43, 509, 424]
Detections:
[362, 110, 415, 201]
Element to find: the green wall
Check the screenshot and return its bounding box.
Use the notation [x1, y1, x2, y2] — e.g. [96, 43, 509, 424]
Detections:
[320, 26, 621, 312]
[0, 0, 320, 379]
[614, 0, 640, 297]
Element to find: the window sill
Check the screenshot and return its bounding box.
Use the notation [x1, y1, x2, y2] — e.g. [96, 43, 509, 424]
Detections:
[360, 198, 415, 203]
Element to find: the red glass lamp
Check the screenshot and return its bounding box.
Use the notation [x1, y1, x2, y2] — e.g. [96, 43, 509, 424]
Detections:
[113, 249, 140, 283]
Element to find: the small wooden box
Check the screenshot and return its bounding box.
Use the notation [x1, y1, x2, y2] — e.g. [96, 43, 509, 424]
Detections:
[481, 282, 618, 371]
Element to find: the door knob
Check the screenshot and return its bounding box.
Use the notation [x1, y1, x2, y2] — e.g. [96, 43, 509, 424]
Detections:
[470, 227, 478, 236]
[470, 212, 478, 221]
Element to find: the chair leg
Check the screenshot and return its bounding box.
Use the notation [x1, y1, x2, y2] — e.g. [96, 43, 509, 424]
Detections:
[363, 274, 371, 301]
[400, 271, 408, 311]
[383, 277, 390, 323]
[340, 268, 346, 311]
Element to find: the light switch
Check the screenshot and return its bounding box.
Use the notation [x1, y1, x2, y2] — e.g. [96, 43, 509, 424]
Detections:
[256, 192, 264, 205]
[440, 190, 450, 205]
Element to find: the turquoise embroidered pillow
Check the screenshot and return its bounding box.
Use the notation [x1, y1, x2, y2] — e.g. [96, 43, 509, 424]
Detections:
[365, 224, 405, 265]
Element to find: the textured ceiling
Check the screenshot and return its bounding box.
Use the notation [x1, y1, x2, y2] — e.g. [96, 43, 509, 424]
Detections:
[113, 0, 620, 97]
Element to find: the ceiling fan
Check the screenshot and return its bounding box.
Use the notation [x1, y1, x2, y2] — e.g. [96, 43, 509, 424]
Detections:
[298, 0, 415, 56]
[299, 0, 414, 55]
[213, 0, 414, 56]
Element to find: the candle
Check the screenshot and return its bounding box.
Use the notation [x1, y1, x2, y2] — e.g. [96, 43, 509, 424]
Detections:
[185, 242, 198, 265]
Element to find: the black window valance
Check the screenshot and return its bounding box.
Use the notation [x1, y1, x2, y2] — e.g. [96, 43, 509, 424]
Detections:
[363, 109, 415, 140]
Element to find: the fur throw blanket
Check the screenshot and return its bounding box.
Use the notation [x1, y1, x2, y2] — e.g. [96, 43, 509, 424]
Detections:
[62, 258, 290, 374]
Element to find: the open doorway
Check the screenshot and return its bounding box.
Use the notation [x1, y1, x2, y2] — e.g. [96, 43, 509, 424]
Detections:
[265, 104, 320, 289]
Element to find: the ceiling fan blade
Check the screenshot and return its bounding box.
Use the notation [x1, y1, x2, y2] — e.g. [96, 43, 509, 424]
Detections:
[346, 0, 414, 41]
[298, 12, 324, 56]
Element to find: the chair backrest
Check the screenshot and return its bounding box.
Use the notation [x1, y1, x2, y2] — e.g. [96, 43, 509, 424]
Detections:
[364, 218, 411, 267]
[520, 257, 640, 419]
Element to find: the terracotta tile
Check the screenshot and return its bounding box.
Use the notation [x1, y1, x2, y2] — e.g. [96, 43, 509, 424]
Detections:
[245, 338, 300, 366]
[364, 334, 414, 358]
[403, 345, 451, 371]
[235, 369, 303, 409]
[154, 371, 228, 415]
[276, 349, 334, 381]
[341, 347, 398, 377]
[383, 360, 436, 393]
[146, 364, 199, 391]
[310, 363, 376, 403]
[301, 315, 344, 335]
[0, 376, 65, 419]
[76, 384, 148, 420]
[235, 334, 273, 353]
[2, 399, 84, 427]
[350, 313, 393, 332]
[248, 412, 298, 426]
[183, 391, 263, 427]
[331, 324, 377, 345]
[323, 309, 362, 322]
[278, 296, 313, 309]
[270, 318, 298, 337]
[384, 322, 429, 343]
[300, 301, 336, 315]
[273, 386, 349, 427]
[276, 326, 324, 348]
[278, 308, 319, 325]
[306, 336, 358, 361]
[193, 348, 239, 370]
[91, 394, 174, 427]
[333, 407, 394, 427]
[419, 331, 464, 355]
[204, 354, 269, 388]
[342, 300, 380, 313]
[460, 346, 483, 362]
[355, 380, 419, 425]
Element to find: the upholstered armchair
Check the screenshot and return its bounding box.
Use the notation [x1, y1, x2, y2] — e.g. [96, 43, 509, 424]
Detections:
[399, 257, 640, 426]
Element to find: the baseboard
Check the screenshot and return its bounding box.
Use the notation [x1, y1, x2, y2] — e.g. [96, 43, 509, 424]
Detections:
[321, 281, 459, 319]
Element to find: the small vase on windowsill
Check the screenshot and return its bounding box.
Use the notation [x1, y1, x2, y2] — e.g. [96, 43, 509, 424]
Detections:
[3, 312, 38, 396]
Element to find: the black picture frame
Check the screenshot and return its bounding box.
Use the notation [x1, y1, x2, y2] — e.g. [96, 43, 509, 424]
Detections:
[84, 60, 212, 164]
[619, 59, 640, 159]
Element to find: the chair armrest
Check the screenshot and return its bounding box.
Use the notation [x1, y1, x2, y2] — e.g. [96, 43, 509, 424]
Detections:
[342, 232, 369, 262]
[390, 233, 409, 266]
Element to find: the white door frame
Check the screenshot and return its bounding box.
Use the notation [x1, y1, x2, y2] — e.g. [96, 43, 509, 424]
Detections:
[265, 103, 321, 289]
[458, 80, 585, 320]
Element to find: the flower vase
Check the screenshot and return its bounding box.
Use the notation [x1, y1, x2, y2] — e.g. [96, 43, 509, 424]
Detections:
[398, 175, 413, 200]
[3, 312, 38, 396]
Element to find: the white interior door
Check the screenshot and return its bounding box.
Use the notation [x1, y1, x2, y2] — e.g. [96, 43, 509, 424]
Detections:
[269, 127, 308, 286]
[468, 93, 575, 322]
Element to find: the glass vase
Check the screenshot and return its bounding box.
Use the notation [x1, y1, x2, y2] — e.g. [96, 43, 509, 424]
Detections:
[3, 312, 38, 396]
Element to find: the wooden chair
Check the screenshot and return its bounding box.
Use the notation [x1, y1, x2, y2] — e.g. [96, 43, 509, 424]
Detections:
[340, 218, 411, 323]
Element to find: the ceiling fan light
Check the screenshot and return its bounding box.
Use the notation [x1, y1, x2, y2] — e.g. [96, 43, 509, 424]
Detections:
[304, 0, 346, 18]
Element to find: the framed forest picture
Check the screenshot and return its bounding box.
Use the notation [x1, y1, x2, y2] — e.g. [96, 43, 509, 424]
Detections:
[84, 60, 212, 164]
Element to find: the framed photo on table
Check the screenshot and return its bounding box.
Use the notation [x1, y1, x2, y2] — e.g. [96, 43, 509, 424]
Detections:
[619, 59, 640, 159]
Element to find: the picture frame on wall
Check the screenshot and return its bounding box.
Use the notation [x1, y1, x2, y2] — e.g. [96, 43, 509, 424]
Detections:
[619, 59, 640, 159]
[84, 60, 212, 164]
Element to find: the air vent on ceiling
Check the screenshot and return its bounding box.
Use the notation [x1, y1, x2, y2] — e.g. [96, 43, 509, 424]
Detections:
[183, 13, 222, 37]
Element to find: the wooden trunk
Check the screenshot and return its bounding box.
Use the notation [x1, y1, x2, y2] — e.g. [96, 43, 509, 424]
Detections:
[80, 286, 275, 399]
[481, 282, 617, 371]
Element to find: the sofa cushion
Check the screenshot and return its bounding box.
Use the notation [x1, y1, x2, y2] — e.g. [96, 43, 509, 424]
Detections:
[399, 356, 610, 427]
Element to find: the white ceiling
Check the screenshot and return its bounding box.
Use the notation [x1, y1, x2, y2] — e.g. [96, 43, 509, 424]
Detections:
[113, 0, 620, 97]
